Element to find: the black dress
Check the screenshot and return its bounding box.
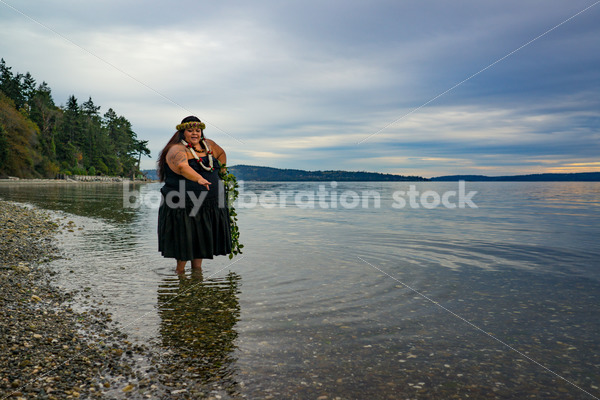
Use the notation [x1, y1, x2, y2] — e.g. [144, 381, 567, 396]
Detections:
[158, 157, 232, 260]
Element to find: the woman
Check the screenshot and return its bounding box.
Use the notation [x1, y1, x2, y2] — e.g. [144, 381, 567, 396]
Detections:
[157, 116, 232, 274]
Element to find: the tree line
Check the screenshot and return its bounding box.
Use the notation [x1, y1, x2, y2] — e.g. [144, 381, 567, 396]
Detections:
[0, 58, 150, 178]
[227, 165, 428, 181]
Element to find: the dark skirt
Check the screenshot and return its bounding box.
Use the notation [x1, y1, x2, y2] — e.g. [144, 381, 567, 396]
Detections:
[158, 195, 232, 260]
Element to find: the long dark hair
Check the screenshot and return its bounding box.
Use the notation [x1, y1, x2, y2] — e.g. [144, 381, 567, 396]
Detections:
[157, 116, 205, 182]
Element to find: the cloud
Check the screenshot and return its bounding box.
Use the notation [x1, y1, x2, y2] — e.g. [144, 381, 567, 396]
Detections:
[1, 0, 599, 175]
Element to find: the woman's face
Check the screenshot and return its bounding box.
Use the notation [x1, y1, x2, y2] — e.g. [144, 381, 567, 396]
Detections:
[183, 128, 202, 146]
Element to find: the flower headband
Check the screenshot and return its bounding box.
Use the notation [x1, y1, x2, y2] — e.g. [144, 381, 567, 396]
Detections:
[176, 121, 206, 131]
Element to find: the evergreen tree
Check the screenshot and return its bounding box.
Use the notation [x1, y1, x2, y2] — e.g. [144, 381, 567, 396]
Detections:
[56, 95, 83, 171]
[81, 97, 101, 168]
[134, 140, 151, 173]
[0, 59, 25, 109]
[21, 72, 36, 112]
[30, 82, 60, 160]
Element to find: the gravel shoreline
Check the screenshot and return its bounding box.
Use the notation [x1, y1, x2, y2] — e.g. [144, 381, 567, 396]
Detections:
[0, 201, 161, 399]
[0, 200, 242, 400]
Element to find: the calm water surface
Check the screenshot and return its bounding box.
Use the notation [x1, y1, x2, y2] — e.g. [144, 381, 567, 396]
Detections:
[1, 181, 599, 399]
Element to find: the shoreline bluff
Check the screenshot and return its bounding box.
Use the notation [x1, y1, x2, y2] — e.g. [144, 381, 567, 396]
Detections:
[0, 201, 229, 399]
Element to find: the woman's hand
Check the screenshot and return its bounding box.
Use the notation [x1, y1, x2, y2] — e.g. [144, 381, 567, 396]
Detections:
[197, 177, 211, 190]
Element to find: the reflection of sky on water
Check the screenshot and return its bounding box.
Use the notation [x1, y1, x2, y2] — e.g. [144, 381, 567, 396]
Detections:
[0, 182, 146, 223]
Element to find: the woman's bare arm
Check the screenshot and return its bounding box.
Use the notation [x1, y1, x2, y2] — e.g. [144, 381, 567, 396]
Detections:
[166, 144, 211, 190]
[207, 139, 227, 172]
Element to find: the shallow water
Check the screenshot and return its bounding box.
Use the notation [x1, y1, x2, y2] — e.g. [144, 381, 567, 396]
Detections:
[1, 181, 599, 399]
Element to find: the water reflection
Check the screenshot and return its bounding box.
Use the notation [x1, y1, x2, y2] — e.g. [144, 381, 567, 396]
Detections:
[0, 182, 155, 223]
[156, 270, 242, 390]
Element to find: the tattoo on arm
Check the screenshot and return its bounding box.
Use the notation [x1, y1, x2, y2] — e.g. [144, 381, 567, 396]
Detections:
[167, 148, 188, 171]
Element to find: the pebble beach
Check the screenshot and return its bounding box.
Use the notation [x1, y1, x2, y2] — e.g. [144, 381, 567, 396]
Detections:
[0, 201, 151, 399]
[0, 200, 235, 400]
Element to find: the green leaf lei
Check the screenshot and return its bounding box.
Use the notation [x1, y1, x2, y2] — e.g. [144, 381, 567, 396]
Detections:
[219, 164, 243, 259]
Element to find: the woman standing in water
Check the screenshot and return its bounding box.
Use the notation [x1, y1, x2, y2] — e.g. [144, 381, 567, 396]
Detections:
[157, 116, 231, 274]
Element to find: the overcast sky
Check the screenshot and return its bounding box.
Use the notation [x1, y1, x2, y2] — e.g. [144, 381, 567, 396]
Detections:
[1, 0, 598, 177]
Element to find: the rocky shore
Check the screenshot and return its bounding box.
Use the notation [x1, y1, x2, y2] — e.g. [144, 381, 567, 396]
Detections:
[1, 200, 240, 400]
[0, 201, 160, 399]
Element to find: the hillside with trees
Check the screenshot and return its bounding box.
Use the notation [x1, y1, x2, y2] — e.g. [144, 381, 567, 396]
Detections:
[0, 59, 150, 178]
[224, 165, 428, 181]
[142, 165, 427, 181]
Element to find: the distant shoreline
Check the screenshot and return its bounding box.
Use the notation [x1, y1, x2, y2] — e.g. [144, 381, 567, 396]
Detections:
[0, 176, 150, 184]
[140, 166, 600, 182]
[0, 179, 129, 184]
[429, 171, 600, 182]
[4, 170, 600, 183]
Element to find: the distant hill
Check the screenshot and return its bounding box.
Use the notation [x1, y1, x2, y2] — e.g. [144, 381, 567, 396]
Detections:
[142, 167, 600, 182]
[227, 165, 428, 181]
[143, 165, 427, 181]
[430, 172, 600, 182]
